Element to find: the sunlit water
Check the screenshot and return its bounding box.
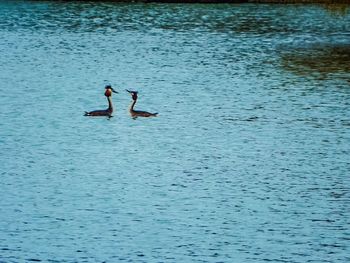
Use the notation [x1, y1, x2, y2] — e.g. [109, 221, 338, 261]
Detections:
[1, 2, 349, 262]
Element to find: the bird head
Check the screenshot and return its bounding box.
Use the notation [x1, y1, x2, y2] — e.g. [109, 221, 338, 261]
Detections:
[105, 85, 118, 97]
[126, 89, 138, 100]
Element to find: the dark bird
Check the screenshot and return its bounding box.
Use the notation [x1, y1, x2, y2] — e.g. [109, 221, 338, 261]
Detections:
[84, 85, 118, 117]
[126, 89, 158, 119]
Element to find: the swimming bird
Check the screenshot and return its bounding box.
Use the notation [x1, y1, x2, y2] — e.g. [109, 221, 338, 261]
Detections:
[126, 89, 158, 119]
[84, 85, 118, 117]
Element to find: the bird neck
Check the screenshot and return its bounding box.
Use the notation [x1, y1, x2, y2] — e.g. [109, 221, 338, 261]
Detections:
[129, 98, 137, 111]
[107, 96, 113, 112]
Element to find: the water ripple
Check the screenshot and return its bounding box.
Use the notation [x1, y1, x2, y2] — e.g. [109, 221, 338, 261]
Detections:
[0, 2, 349, 263]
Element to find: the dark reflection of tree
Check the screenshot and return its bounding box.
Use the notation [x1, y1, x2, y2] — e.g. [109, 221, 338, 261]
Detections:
[322, 4, 349, 16]
[280, 45, 350, 78]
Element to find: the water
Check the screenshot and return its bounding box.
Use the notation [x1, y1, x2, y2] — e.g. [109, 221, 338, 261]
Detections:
[1, 1, 350, 262]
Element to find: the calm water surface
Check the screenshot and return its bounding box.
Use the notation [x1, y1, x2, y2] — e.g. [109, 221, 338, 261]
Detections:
[0, 1, 349, 262]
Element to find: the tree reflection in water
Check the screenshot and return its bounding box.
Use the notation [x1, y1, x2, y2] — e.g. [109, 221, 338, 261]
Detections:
[280, 44, 350, 80]
[323, 4, 349, 16]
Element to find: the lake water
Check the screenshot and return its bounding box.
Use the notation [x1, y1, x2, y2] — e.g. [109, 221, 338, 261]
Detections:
[0, 1, 349, 262]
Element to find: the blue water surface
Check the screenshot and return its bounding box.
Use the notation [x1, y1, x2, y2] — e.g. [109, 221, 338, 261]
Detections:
[0, 2, 349, 262]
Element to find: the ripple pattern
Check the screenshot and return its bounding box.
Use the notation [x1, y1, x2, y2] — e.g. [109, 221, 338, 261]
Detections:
[0, 2, 349, 263]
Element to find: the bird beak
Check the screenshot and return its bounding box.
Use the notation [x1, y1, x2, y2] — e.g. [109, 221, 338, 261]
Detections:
[126, 89, 138, 94]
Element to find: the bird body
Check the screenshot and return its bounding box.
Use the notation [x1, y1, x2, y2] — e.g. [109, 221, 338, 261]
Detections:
[126, 90, 158, 119]
[84, 85, 117, 117]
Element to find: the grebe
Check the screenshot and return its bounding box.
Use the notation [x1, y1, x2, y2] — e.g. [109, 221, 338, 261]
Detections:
[126, 89, 158, 119]
[84, 85, 118, 117]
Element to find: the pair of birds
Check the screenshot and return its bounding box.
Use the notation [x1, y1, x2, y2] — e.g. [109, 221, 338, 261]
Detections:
[84, 85, 158, 118]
